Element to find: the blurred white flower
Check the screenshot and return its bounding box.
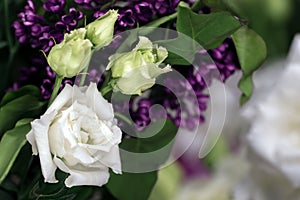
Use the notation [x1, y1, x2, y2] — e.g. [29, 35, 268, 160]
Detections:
[233, 149, 295, 200]
[26, 83, 122, 187]
[175, 154, 249, 200]
[244, 34, 300, 187]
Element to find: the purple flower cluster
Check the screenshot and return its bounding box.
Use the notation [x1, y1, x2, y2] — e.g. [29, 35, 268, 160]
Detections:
[94, 0, 180, 30]
[153, 0, 180, 15]
[208, 38, 240, 81]
[13, 0, 83, 52]
[12, 1, 52, 51]
[11, 0, 85, 98]
[74, 0, 102, 10]
[123, 39, 240, 131]
[43, 0, 66, 13]
[163, 39, 240, 130]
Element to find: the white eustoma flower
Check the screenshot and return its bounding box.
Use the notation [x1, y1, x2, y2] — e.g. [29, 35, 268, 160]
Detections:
[244, 34, 300, 187]
[26, 83, 122, 187]
[106, 36, 172, 95]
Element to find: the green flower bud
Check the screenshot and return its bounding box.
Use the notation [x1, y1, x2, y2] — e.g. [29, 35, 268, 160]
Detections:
[106, 36, 172, 95]
[86, 10, 119, 50]
[47, 28, 93, 78]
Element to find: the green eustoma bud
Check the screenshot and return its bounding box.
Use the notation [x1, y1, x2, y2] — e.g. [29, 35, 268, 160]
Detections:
[47, 28, 93, 78]
[86, 10, 119, 50]
[106, 36, 172, 95]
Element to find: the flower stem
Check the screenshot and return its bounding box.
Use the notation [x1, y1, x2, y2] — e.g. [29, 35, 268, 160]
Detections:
[100, 84, 112, 96]
[79, 50, 95, 86]
[48, 76, 63, 107]
[101, 70, 111, 89]
[144, 12, 178, 27]
[79, 66, 89, 86]
[114, 112, 133, 126]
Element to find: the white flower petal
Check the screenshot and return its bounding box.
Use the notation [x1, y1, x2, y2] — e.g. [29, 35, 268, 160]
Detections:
[72, 145, 96, 165]
[97, 145, 122, 174]
[26, 130, 38, 155]
[48, 121, 65, 158]
[246, 34, 300, 187]
[30, 112, 58, 183]
[46, 84, 73, 114]
[53, 156, 110, 187]
[134, 36, 153, 50]
[116, 67, 155, 95]
[85, 83, 114, 120]
[147, 64, 172, 78]
[287, 34, 300, 65]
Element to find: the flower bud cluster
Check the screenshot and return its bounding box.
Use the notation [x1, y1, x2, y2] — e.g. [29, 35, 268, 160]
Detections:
[47, 10, 119, 78]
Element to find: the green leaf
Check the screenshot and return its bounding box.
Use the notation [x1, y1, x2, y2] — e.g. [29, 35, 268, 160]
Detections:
[0, 189, 15, 200]
[0, 119, 32, 184]
[1, 85, 42, 107]
[22, 170, 94, 200]
[107, 120, 177, 200]
[155, 35, 198, 65]
[202, 0, 226, 10]
[121, 120, 177, 153]
[0, 41, 7, 49]
[176, 2, 242, 49]
[120, 120, 177, 171]
[107, 171, 157, 200]
[0, 94, 46, 136]
[232, 26, 267, 104]
[148, 163, 182, 200]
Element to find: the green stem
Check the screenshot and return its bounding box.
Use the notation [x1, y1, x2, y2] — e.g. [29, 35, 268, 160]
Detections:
[101, 70, 111, 89]
[79, 66, 89, 86]
[1, 0, 20, 92]
[79, 50, 95, 86]
[48, 76, 63, 107]
[144, 12, 178, 27]
[100, 84, 112, 96]
[4, 0, 13, 56]
[114, 112, 133, 126]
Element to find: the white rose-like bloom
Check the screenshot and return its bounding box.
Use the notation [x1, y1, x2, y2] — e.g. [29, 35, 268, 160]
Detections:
[245, 34, 300, 187]
[26, 83, 122, 187]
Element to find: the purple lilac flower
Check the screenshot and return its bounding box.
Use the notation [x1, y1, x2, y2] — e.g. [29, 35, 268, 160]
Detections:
[134, 2, 155, 22]
[43, 0, 66, 13]
[74, 0, 102, 10]
[152, 0, 180, 15]
[39, 32, 55, 52]
[11, 1, 86, 99]
[13, 0, 51, 50]
[56, 7, 84, 32]
[208, 38, 240, 81]
[93, 10, 107, 19]
[12, 21, 27, 43]
[13, 1, 83, 52]
[118, 9, 137, 29]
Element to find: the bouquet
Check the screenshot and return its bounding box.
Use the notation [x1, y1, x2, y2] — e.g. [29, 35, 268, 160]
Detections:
[0, 0, 267, 199]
